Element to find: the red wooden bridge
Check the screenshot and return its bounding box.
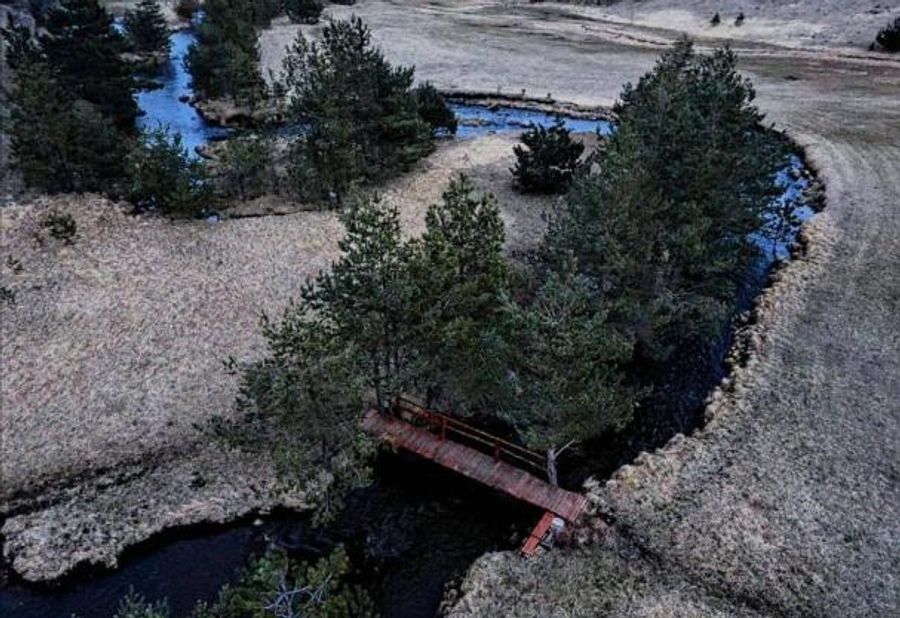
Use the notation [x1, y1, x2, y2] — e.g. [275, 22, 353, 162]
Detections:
[361, 398, 587, 556]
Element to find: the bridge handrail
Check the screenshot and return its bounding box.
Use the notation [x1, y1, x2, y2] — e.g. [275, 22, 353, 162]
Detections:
[393, 397, 546, 473]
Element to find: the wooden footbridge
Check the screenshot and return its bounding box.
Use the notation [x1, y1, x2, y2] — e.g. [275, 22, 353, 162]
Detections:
[361, 398, 587, 556]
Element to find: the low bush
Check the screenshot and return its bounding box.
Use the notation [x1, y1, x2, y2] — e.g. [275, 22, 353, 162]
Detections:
[39, 211, 77, 244]
[511, 119, 584, 194]
[216, 134, 275, 200]
[174, 0, 199, 21]
[875, 17, 900, 52]
[284, 0, 324, 24]
[128, 129, 212, 217]
[415, 82, 458, 135]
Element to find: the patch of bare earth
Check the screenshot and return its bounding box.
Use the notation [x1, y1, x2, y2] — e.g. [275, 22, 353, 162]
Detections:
[0, 134, 552, 581]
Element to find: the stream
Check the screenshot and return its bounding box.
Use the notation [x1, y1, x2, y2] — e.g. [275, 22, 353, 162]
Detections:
[0, 24, 814, 618]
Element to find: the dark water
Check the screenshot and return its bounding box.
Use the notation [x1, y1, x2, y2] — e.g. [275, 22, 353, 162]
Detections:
[0, 455, 536, 618]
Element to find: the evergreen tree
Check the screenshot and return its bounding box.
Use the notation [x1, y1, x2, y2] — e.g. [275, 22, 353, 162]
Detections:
[284, 0, 324, 25]
[303, 196, 415, 411]
[876, 17, 900, 52]
[9, 57, 128, 193]
[414, 82, 458, 135]
[123, 0, 170, 56]
[407, 175, 513, 411]
[511, 119, 585, 194]
[215, 134, 274, 200]
[546, 38, 783, 367]
[510, 262, 633, 485]
[186, 0, 266, 102]
[283, 18, 434, 202]
[127, 128, 211, 217]
[41, 0, 137, 130]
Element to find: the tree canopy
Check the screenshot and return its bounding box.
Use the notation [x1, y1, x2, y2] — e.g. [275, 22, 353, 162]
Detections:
[283, 17, 452, 202]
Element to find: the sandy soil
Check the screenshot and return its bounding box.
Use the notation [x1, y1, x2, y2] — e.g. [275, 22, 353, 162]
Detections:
[0, 134, 554, 580]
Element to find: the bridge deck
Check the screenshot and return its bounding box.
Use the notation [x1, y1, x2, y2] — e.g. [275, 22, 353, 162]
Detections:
[361, 409, 586, 522]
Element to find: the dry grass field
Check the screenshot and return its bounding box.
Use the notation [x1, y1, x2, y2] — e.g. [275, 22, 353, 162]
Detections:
[2, 2, 899, 614]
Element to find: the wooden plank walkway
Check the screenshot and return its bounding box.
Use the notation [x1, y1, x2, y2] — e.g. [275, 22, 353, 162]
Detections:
[361, 409, 587, 522]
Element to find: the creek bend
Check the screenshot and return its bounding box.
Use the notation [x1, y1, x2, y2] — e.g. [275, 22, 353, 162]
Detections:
[0, 24, 816, 618]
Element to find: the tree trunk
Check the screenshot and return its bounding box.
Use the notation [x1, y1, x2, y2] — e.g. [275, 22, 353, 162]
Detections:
[546, 448, 558, 486]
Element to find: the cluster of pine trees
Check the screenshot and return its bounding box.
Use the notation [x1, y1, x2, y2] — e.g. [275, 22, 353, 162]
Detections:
[235, 38, 789, 490]
[282, 18, 456, 202]
[4, 0, 137, 193]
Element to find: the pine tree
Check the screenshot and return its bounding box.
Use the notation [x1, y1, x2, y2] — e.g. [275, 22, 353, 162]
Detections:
[185, 0, 267, 102]
[406, 175, 513, 411]
[876, 17, 900, 52]
[9, 57, 128, 193]
[123, 0, 170, 56]
[41, 0, 137, 131]
[546, 38, 784, 367]
[283, 18, 434, 202]
[284, 0, 324, 25]
[303, 196, 415, 411]
[414, 82, 458, 135]
[510, 263, 633, 485]
[511, 119, 585, 194]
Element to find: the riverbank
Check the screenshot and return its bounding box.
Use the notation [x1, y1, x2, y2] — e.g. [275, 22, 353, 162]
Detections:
[0, 133, 555, 582]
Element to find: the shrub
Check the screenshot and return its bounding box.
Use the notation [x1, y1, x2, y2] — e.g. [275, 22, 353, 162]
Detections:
[284, 0, 324, 24]
[128, 128, 212, 217]
[123, 0, 170, 56]
[174, 0, 199, 21]
[511, 119, 585, 194]
[40, 211, 77, 244]
[114, 591, 169, 618]
[876, 17, 900, 52]
[415, 82, 458, 135]
[216, 134, 274, 200]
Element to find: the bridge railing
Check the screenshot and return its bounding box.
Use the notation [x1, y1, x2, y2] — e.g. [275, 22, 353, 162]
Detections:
[392, 397, 547, 476]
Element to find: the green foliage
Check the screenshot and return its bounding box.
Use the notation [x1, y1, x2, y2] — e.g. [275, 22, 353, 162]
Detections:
[546, 38, 783, 366]
[508, 262, 633, 472]
[406, 175, 513, 411]
[283, 17, 435, 202]
[114, 590, 170, 618]
[2, 14, 40, 70]
[186, 0, 268, 102]
[9, 58, 129, 193]
[284, 0, 324, 25]
[40, 210, 78, 244]
[876, 17, 900, 52]
[174, 0, 200, 21]
[511, 119, 585, 194]
[41, 0, 137, 130]
[128, 128, 212, 217]
[0, 286, 16, 305]
[193, 548, 375, 618]
[305, 195, 414, 411]
[124, 0, 170, 56]
[414, 82, 458, 135]
[216, 134, 275, 200]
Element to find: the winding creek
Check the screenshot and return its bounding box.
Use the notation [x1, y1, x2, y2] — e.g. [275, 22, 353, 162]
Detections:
[0, 25, 815, 618]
